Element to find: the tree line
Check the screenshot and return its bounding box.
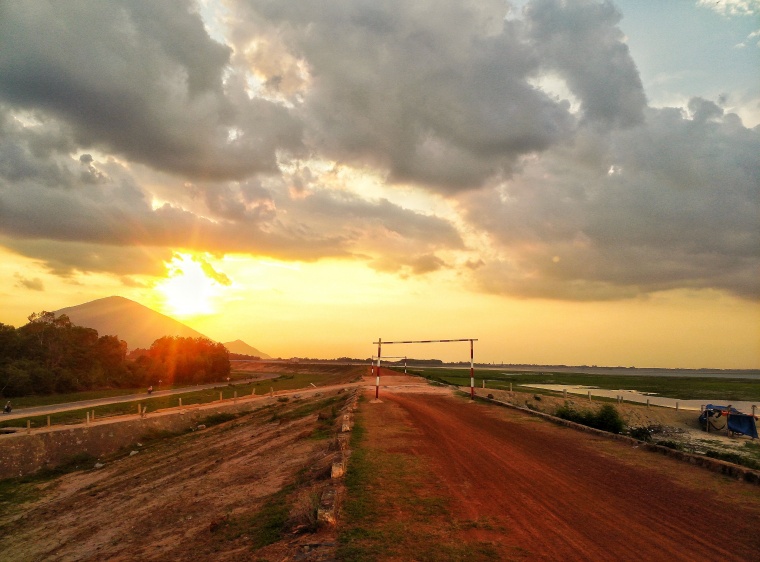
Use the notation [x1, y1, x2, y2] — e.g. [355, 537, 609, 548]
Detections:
[0, 311, 230, 398]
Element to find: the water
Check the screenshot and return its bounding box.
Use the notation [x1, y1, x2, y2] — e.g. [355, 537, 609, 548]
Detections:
[482, 366, 760, 380]
[521, 383, 758, 414]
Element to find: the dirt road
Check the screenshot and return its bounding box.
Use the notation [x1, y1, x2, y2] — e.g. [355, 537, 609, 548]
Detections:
[362, 386, 760, 560]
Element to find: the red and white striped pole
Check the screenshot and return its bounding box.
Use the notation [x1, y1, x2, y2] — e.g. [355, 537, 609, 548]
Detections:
[372, 338, 477, 397]
[375, 338, 382, 399]
[470, 339, 475, 399]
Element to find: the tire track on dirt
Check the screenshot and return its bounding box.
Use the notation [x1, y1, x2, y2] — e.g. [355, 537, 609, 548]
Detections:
[383, 391, 760, 561]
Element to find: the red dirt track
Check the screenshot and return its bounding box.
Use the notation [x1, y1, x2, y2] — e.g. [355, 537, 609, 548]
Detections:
[367, 387, 760, 560]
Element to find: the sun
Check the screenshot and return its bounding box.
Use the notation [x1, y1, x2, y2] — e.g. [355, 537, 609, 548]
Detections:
[156, 253, 230, 317]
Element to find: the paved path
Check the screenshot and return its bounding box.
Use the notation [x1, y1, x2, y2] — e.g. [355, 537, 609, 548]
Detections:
[521, 383, 759, 413]
[0, 375, 280, 422]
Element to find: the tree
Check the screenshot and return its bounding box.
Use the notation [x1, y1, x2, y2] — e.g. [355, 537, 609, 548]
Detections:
[93, 335, 129, 387]
[146, 336, 230, 385]
[2, 311, 133, 396]
[0, 311, 229, 398]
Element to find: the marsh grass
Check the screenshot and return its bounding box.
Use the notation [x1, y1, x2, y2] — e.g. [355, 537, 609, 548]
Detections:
[704, 449, 760, 471]
[415, 368, 760, 402]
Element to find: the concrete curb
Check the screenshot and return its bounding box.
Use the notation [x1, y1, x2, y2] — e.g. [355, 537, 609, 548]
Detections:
[475, 394, 760, 486]
[317, 389, 359, 526]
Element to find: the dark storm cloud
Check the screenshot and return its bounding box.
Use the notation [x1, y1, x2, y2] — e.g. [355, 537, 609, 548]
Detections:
[0, 1, 302, 180]
[463, 101, 760, 300]
[2, 237, 171, 278]
[0, 174, 350, 264]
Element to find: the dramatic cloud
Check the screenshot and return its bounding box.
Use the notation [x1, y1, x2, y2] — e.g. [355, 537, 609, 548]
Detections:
[0, 0, 756, 302]
[0, 1, 302, 180]
[463, 99, 760, 300]
[228, 0, 646, 193]
[2, 237, 172, 279]
[0, 105, 462, 275]
[525, 0, 646, 127]
[370, 253, 448, 277]
[197, 256, 232, 286]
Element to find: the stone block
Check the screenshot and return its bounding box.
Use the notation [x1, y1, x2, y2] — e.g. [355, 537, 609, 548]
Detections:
[317, 489, 337, 526]
[331, 461, 345, 478]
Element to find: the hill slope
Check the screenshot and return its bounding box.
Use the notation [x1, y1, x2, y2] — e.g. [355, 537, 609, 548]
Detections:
[55, 296, 210, 350]
[223, 339, 271, 359]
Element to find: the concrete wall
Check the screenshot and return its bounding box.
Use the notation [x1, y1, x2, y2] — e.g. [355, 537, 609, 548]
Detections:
[0, 398, 272, 480]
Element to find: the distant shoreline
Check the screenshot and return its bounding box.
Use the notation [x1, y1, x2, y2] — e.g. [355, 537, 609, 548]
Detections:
[469, 365, 760, 379]
[234, 359, 760, 379]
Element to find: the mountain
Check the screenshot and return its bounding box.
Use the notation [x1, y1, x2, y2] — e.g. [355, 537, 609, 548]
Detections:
[55, 296, 210, 350]
[223, 339, 271, 359]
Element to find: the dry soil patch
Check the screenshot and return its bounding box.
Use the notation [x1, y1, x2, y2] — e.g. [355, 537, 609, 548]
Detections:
[0, 392, 353, 561]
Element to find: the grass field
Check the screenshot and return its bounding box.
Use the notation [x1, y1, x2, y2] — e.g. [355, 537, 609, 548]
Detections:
[410, 368, 760, 402]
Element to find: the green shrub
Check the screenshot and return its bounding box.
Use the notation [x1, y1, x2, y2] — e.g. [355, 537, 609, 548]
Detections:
[555, 402, 624, 434]
[595, 404, 625, 434]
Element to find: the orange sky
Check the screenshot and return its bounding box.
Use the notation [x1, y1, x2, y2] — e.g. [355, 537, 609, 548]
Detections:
[1, 248, 758, 368]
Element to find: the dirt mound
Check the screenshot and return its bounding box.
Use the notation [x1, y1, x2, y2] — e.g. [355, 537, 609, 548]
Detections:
[0, 391, 354, 561]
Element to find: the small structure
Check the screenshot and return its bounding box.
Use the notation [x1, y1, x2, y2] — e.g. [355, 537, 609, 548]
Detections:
[699, 404, 758, 439]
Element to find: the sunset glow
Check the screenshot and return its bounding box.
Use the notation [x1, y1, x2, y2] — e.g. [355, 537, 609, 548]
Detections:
[156, 254, 230, 318]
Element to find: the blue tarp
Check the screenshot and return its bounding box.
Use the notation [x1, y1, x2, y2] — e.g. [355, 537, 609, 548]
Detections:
[700, 404, 758, 439]
[704, 404, 742, 414]
[727, 414, 759, 439]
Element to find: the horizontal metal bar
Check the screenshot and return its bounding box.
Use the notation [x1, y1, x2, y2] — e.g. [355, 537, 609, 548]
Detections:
[373, 339, 477, 344]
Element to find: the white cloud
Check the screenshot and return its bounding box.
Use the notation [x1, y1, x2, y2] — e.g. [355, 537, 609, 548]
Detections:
[697, 0, 760, 17]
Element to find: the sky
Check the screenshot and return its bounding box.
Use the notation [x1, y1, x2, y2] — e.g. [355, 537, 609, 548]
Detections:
[0, 0, 758, 368]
